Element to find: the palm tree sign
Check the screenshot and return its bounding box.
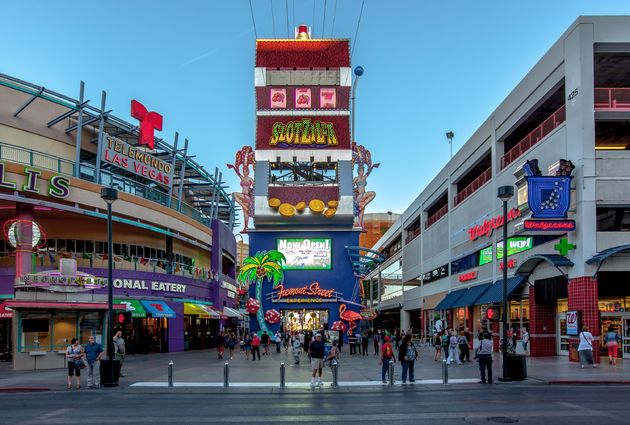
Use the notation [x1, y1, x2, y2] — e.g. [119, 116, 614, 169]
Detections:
[238, 250, 285, 332]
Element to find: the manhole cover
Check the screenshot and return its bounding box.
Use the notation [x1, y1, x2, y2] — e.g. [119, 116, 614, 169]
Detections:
[486, 417, 519, 424]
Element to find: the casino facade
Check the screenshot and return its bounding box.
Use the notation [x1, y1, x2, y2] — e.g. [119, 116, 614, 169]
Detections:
[0, 73, 240, 369]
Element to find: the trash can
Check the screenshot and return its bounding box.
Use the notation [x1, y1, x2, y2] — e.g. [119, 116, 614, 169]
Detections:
[506, 354, 527, 381]
[100, 359, 121, 386]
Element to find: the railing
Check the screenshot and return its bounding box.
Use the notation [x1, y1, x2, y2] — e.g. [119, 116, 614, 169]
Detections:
[405, 226, 421, 244]
[500, 105, 566, 169]
[594, 88, 630, 110]
[425, 204, 448, 229]
[453, 167, 491, 207]
[0, 142, 211, 228]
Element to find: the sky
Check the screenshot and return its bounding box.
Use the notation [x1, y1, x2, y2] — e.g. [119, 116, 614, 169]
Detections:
[1, 1, 629, 229]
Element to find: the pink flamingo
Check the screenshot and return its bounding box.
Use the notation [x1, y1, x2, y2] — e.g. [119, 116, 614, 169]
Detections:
[339, 304, 361, 336]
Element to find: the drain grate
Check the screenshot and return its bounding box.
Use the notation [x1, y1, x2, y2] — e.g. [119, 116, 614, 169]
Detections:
[486, 417, 519, 424]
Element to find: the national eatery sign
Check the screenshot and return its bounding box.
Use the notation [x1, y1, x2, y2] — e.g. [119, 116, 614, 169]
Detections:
[468, 208, 521, 241]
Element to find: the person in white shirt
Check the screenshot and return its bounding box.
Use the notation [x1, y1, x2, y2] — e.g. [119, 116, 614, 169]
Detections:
[578, 326, 596, 368]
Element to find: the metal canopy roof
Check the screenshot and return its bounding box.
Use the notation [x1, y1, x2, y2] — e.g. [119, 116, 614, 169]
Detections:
[586, 244, 630, 265]
[474, 276, 527, 306]
[515, 254, 574, 278]
[450, 282, 493, 309]
[434, 288, 467, 311]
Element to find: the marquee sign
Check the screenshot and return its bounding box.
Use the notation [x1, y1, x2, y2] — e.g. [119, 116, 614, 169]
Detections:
[102, 135, 173, 187]
[269, 119, 338, 147]
[0, 163, 70, 199]
[271, 282, 339, 303]
[468, 208, 521, 241]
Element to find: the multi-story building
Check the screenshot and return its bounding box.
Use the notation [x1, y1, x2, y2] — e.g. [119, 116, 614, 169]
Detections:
[0, 74, 239, 369]
[367, 16, 630, 362]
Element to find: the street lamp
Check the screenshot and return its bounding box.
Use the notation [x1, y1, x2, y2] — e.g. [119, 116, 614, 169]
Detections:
[497, 185, 514, 382]
[446, 131, 455, 160]
[351, 66, 364, 143]
[100, 186, 118, 387]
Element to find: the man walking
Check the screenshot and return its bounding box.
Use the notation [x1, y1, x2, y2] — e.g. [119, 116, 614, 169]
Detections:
[309, 333, 325, 388]
[84, 336, 103, 388]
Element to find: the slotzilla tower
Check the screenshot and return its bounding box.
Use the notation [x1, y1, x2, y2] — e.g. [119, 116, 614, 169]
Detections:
[238, 26, 375, 337]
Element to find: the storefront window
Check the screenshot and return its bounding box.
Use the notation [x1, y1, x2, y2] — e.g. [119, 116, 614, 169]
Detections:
[598, 297, 629, 312]
[53, 312, 77, 349]
[20, 312, 51, 351]
[509, 300, 529, 321]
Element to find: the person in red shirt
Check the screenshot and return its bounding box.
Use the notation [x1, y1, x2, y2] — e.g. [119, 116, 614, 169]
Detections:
[379, 336, 396, 384]
[251, 333, 261, 361]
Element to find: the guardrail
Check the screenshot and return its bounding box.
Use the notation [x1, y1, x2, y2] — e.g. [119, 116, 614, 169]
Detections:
[454, 168, 491, 207]
[0, 142, 211, 228]
[594, 87, 630, 109]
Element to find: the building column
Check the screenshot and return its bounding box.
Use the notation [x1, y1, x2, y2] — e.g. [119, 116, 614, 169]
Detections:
[15, 203, 35, 282]
[167, 302, 185, 353]
[529, 285, 556, 357]
[400, 309, 410, 333]
[567, 276, 599, 363]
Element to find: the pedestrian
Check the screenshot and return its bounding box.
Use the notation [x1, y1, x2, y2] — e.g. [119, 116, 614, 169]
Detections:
[261, 331, 270, 355]
[113, 330, 126, 377]
[578, 326, 596, 368]
[361, 331, 369, 356]
[447, 330, 461, 365]
[226, 332, 236, 360]
[303, 332, 311, 354]
[292, 333, 302, 364]
[373, 331, 380, 356]
[434, 331, 443, 361]
[379, 335, 395, 384]
[441, 330, 450, 359]
[84, 335, 103, 389]
[464, 328, 472, 362]
[398, 334, 417, 383]
[348, 332, 357, 355]
[326, 339, 340, 382]
[477, 331, 493, 384]
[309, 333, 325, 388]
[274, 330, 282, 353]
[395, 328, 401, 349]
[604, 325, 622, 365]
[251, 332, 261, 361]
[458, 330, 469, 364]
[66, 338, 85, 389]
[356, 331, 363, 355]
[283, 332, 291, 352]
[243, 332, 251, 360]
[521, 327, 530, 356]
[215, 331, 225, 359]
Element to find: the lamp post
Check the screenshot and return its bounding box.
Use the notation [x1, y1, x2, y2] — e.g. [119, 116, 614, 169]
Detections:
[101, 186, 118, 387]
[351, 66, 364, 143]
[446, 131, 454, 160]
[497, 185, 514, 382]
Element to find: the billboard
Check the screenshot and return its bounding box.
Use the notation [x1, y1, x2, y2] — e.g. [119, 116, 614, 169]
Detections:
[276, 238, 332, 270]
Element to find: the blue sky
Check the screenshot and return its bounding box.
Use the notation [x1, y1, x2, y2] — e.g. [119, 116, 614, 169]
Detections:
[1, 1, 629, 226]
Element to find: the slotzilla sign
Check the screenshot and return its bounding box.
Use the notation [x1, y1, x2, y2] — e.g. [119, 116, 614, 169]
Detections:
[102, 135, 173, 187]
[113, 279, 187, 294]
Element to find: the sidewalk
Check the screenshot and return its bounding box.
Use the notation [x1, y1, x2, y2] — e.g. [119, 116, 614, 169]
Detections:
[1, 346, 628, 390]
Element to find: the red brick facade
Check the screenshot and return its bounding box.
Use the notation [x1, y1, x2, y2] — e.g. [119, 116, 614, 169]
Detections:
[567, 276, 600, 363]
[529, 285, 557, 357]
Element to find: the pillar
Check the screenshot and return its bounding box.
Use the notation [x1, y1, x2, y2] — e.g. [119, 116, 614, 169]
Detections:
[492, 320, 500, 352]
[400, 309, 410, 333]
[529, 285, 556, 357]
[567, 276, 599, 363]
[167, 302, 184, 352]
[15, 203, 35, 282]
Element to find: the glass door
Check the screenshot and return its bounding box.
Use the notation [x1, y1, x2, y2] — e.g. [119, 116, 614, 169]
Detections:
[623, 316, 630, 359]
[557, 312, 569, 356]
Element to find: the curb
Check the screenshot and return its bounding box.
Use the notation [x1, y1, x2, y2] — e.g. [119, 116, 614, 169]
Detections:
[0, 387, 51, 393]
[547, 380, 630, 385]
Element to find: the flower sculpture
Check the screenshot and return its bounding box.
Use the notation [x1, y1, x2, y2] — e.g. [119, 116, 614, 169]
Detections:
[238, 250, 286, 332]
[265, 309, 281, 324]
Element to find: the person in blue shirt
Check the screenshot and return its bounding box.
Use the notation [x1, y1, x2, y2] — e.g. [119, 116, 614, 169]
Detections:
[84, 335, 103, 388]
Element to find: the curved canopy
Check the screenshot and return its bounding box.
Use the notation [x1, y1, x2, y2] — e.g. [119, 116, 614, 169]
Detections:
[346, 246, 386, 278]
[586, 244, 630, 265]
[515, 254, 574, 278]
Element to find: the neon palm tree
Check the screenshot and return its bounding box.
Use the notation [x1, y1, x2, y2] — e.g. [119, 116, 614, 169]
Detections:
[238, 250, 285, 332]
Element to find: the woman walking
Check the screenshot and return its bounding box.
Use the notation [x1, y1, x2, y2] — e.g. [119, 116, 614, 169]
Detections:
[434, 330, 443, 361]
[251, 333, 261, 361]
[243, 332, 252, 360]
[458, 330, 470, 363]
[447, 330, 461, 365]
[477, 332, 493, 384]
[65, 338, 84, 389]
[604, 325, 621, 365]
[398, 334, 418, 383]
[578, 326, 596, 368]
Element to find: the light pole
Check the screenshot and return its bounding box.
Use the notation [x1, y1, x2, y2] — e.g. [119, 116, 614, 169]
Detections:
[446, 131, 454, 160]
[497, 185, 514, 382]
[351, 66, 364, 143]
[101, 186, 118, 387]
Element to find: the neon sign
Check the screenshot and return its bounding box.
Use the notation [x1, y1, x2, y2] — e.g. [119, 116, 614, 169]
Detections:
[458, 271, 478, 282]
[103, 135, 173, 187]
[275, 282, 335, 300]
[523, 219, 576, 231]
[468, 208, 521, 241]
[0, 163, 70, 199]
[131, 100, 162, 150]
[499, 259, 517, 271]
[269, 119, 338, 147]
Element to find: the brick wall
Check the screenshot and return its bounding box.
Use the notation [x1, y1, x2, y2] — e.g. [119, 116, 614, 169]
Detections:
[492, 320, 500, 352]
[568, 276, 600, 363]
[529, 285, 557, 357]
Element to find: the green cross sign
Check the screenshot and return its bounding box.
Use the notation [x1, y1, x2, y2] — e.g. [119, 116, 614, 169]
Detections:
[554, 238, 576, 256]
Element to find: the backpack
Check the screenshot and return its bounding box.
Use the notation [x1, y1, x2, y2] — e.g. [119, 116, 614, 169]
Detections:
[404, 343, 417, 361]
[383, 343, 393, 358]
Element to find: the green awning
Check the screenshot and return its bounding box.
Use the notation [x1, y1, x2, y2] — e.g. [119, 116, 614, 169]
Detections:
[114, 299, 147, 318]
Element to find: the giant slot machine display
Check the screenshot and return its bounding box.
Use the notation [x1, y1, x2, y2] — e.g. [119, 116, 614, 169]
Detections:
[231, 26, 378, 341]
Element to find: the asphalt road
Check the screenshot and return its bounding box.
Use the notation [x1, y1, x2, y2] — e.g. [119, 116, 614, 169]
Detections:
[2, 385, 630, 425]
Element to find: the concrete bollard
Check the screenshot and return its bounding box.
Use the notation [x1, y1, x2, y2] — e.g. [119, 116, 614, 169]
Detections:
[280, 362, 285, 388]
[388, 361, 394, 387]
[442, 359, 448, 384]
[332, 362, 338, 388]
[224, 362, 229, 387]
[168, 361, 174, 387]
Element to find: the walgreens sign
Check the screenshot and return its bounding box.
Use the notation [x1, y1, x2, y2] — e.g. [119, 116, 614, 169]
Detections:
[468, 208, 521, 241]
